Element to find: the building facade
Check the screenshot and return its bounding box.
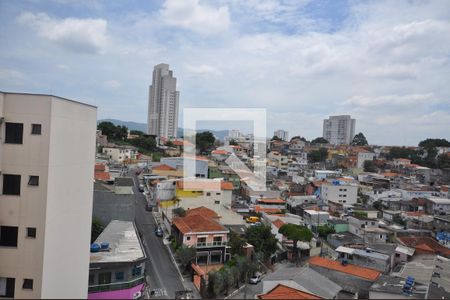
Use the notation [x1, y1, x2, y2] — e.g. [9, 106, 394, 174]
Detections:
[273, 129, 289, 141]
[0, 92, 96, 298]
[323, 115, 356, 145]
[147, 63, 179, 138]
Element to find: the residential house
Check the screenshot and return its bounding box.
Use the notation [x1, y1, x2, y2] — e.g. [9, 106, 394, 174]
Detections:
[425, 197, 450, 215]
[267, 151, 288, 170]
[152, 164, 184, 178]
[327, 232, 365, 250]
[369, 275, 429, 299]
[256, 284, 322, 299]
[357, 151, 375, 169]
[393, 158, 411, 167]
[161, 156, 209, 178]
[172, 209, 229, 265]
[321, 181, 358, 206]
[88, 221, 146, 300]
[336, 246, 391, 273]
[102, 145, 137, 163]
[327, 219, 349, 233]
[303, 210, 329, 231]
[434, 215, 450, 233]
[347, 216, 388, 243]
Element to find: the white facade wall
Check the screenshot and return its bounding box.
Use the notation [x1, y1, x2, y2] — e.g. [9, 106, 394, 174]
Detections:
[102, 147, 137, 163]
[0, 92, 96, 298]
[322, 115, 355, 145]
[321, 184, 358, 205]
[357, 152, 375, 169]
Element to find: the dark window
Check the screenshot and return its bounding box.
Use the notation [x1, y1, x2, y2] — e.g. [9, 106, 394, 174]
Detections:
[31, 124, 41, 135]
[22, 279, 33, 290]
[27, 228, 36, 238]
[216, 193, 221, 195]
[5, 123, 23, 144]
[132, 265, 142, 277]
[186, 236, 191, 241]
[28, 176, 39, 186]
[0, 278, 15, 298]
[88, 274, 95, 285]
[395, 253, 400, 257]
[115, 272, 124, 281]
[3, 174, 21, 195]
[98, 272, 111, 285]
[0, 226, 18, 247]
[206, 192, 211, 196]
[214, 200, 220, 204]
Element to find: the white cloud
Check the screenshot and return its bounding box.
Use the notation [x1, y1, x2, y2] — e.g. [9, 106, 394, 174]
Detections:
[343, 93, 439, 108]
[184, 64, 222, 76]
[160, 0, 230, 35]
[104, 80, 121, 89]
[17, 12, 108, 54]
[0, 68, 24, 80]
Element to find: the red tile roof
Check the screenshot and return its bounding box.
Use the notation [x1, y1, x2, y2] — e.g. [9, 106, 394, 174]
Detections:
[95, 163, 106, 172]
[257, 198, 286, 204]
[308, 256, 380, 281]
[95, 171, 110, 181]
[172, 214, 228, 234]
[186, 206, 219, 219]
[153, 164, 176, 171]
[272, 219, 285, 229]
[381, 172, 399, 177]
[258, 284, 322, 299]
[254, 206, 283, 214]
[176, 180, 233, 190]
[212, 149, 230, 155]
[398, 236, 450, 257]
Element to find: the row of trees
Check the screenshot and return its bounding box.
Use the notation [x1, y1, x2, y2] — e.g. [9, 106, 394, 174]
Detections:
[288, 132, 369, 146]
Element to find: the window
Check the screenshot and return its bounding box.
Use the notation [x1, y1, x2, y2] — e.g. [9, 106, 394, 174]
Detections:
[395, 253, 400, 258]
[115, 272, 124, 281]
[27, 228, 36, 238]
[88, 274, 95, 285]
[3, 174, 21, 195]
[186, 236, 191, 241]
[98, 272, 111, 284]
[28, 176, 39, 186]
[0, 226, 18, 247]
[5, 122, 23, 144]
[31, 124, 41, 135]
[22, 279, 33, 290]
[132, 266, 142, 277]
[206, 192, 211, 196]
[216, 193, 221, 195]
[214, 200, 220, 204]
[0, 277, 15, 298]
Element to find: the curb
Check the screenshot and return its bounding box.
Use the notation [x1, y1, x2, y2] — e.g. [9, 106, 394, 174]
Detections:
[165, 243, 185, 282]
[225, 284, 246, 299]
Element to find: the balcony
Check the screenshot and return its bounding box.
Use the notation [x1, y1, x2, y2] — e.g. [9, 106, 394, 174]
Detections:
[88, 276, 145, 293]
[196, 241, 227, 248]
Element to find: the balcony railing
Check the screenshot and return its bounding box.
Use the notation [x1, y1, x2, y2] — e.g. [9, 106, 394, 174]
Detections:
[196, 241, 227, 248]
[88, 276, 145, 293]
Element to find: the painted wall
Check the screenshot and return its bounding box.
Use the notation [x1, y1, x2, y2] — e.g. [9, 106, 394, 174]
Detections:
[88, 283, 144, 300]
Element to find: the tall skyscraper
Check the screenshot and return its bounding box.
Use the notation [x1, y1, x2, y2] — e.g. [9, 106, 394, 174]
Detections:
[323, 115, 356, 145]
[0, 92, 97, 298]
[273, 129, 289, 141]
[147, 63, 179, 138]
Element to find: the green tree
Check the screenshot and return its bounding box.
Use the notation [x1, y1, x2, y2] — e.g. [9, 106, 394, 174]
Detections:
[172, 207, 186, 217]
[113, 125, 128, 140]
[311, 137, 329, 144]
[130, 130, 145, 136]
[419, 138, 450, 148]
[290, 136, 307, 142]
[351, 132, 368, 146]
[97, 121, 116, 139]
[129, 136, 156, 151]
[152, 152, 162, 162]
[363, 160, 377, 172]
[271, 135, 282, 141]
[196, 131, 216, 154]
[317, 225, 336, 238]
[229, 139, 238, 146]
[246, 225, 278, 261]
[228, 231, 246, 256]
[309, 147, 328, 163]
[212, 271, 225, 297]
[91, 218, 104, 243]
[166, 140, 175, 147]
[176, 246, 196, 270]
[437, 154, 450, 169]
[278, 224, 313, 263]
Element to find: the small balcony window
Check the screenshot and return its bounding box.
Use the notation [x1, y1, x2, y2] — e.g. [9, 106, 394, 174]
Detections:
[31, 124, 42, 135]
[22, 279, 33, 290]
[27, 227, 36, 238]
[5, 122, 23, 144]
[28, 176, 39, 186]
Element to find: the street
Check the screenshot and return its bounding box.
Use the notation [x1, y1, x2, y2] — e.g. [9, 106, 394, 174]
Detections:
[130, 170, 186, 299]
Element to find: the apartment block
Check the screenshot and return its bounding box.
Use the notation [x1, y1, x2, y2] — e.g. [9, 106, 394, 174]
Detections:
[0, 92, 96, 298]
[323, 115, 356, 145]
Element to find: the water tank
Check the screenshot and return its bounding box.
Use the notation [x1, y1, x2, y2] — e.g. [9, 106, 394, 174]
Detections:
[101, 242, 109, 250]
[90, 243, 101, 253]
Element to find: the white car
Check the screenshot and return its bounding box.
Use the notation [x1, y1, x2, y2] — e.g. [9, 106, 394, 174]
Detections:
[249, 273, 262, 284]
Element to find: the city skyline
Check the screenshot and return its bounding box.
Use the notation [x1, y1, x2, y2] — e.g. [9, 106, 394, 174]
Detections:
[0, 0, 449, 146]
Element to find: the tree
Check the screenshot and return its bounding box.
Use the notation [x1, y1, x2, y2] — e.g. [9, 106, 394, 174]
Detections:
[130, 130, 145, 136]
[290, 136, 307, 142]
[229, 139, 238, 146]
[309, 147, 328, 163]
[176, 246, 196, 270]
[196, 131, 215, 154]
[228, 231, 246, 256]
[212, 271, 225, 297]
[91, 218, 104, 243]
[363, 160, 377, 172]
[166, 140, 175, 147]
[246, 225, 278, 261]
[351, 132, 368, 146]
[437, 153, 450, 169]
[271, 135, 282, 141]
[311, 137, 329, 144]
[113, 125, 128, 140]
[97, 121, 116, 139]
[419, 138, 450, 148]
[278, 224, 313, 263]
[129, 136, 156, 151]
[317, 225, 335, 238]
[173, 207, 186, 217]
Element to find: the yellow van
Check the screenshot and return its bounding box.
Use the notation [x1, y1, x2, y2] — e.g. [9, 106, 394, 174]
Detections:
[246, 216, 260, 223]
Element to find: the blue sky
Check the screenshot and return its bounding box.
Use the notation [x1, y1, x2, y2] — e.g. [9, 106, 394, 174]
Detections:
[1, 0, 449, 145]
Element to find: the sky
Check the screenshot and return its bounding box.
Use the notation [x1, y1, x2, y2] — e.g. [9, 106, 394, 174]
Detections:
[0, 0, 449, 146]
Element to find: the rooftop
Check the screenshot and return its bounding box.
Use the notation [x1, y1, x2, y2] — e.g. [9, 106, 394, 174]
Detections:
[90, 220, 145, 264]
[308, 256, 381, 281]
[0, 91, 97, 108]
[398, 236, 450, 257]
[172, 214, 228, 234]
[185, 206, 220, 219]
[153, 164, 176, 171]
[272, 219, 285, 229]
[176, 180, 233, 190]
[114, 177, 134, 187]
[336, 246, 390, 261]
[258, 284, 322, 299]
[370, 275, 427, 298]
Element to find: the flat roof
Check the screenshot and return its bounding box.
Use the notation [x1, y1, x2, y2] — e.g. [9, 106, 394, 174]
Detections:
[90, 220, 145, 264]
[0, 91, 97, 108]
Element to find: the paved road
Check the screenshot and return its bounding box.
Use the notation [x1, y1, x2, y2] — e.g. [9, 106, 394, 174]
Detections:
[130, 170, 185, 299]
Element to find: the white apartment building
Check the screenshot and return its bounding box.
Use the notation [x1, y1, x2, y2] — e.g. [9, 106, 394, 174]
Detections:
[273, 129, 289, 141]
[357, 151, 375, 168]
[323, 115, 356, 145]
[147, 63, 179, 138]
[321, 182, 358, 205]
[102, 145, 137, 163]
[0, 92, 96, 298]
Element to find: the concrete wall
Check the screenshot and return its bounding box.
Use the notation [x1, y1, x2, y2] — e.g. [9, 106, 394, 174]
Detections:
[93, 191, 136, 226]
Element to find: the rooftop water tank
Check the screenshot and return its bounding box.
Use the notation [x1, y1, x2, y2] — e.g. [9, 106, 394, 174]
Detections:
[101, 242, 109, 250]
[90, 243, 100, 253]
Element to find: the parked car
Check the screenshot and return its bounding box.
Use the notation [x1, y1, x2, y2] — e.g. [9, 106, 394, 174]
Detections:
[249, 273, 262, 284]
[138, 184, 145, 192]
[155, 227, 163, 237]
